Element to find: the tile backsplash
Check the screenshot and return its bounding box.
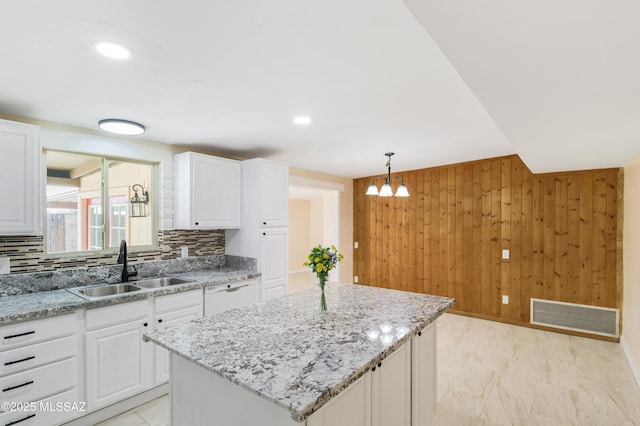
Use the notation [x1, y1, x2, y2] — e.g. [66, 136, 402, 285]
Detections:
[0, 229, 225, 274]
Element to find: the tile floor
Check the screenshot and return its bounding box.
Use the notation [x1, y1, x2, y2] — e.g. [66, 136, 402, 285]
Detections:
[98, 313, 640, 426]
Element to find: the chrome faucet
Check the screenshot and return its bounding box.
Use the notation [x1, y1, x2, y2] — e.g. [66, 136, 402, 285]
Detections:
[117, 240, 137, 282]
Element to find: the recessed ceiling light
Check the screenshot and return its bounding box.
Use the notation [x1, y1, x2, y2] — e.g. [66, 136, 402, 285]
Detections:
[293, 116, 312, 125]
[94, 42, 131, 60]
[98, 119, 145, 135]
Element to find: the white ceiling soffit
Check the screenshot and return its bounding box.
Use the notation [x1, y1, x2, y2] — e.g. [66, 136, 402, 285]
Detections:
[403, 0, 640, 173]
[0, 1, 513, 178]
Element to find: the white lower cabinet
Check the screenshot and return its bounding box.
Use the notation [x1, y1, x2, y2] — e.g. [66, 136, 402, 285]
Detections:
[308, 343, 411, 426]
[372, 343, 411, 426]
[411, 323, 437, 426]
[153, 290, 202, 385]
[85, 300, 153, 411]
[85, 291, 204, 410]
[204, 279, 259, 316]
[308, 323, 437, 426]
[0, 314, 80, 426]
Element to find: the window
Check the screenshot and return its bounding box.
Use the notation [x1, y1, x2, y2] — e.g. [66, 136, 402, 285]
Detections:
[45, 150, 156, 253]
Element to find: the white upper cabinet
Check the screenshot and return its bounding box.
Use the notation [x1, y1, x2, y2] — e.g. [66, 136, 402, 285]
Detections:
[258, 160, 288, 227]
[174, 152, 241, 229]
[0, 119, 41, 235]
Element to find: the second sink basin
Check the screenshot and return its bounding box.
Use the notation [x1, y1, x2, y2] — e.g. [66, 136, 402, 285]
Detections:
[133, 277, 192, 289]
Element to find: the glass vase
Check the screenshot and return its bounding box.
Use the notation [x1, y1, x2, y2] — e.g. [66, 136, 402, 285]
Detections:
[318, 275, 327, 311]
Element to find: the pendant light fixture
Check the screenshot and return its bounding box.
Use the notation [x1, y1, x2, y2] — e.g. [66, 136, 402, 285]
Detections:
[365, 152, 409, 197]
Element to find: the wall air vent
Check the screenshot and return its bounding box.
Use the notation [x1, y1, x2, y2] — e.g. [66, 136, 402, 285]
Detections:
[530, 298, 619, 338]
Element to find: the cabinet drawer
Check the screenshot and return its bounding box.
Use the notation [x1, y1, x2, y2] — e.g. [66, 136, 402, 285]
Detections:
[0, 336, 75, 378]
[0, 315, 75, 352]
[0, 388, 79, 426]
[155, 289, 202, 314]
[85, 299, 149, 330]
[0, 358, 75, 404]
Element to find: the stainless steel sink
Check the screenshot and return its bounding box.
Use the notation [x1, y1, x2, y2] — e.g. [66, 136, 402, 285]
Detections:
[67, 277, 194, 300]
[133, 277, 193, 289]
[68, 283, 142, 299]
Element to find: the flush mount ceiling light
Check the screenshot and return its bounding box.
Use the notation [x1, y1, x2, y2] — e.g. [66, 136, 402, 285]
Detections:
[293, 116, 312, 125]
[94, 41, 131, 60]
[365, 152, 410, 197]
[98, 119, 145, 135]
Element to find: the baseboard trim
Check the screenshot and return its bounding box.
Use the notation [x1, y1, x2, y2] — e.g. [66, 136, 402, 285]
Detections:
[620, 336, 640, 390]
[63, 384, 169, 425]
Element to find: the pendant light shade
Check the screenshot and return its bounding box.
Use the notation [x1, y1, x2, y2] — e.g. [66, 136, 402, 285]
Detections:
[379, 183, 393, 197]
[395, 183, 410, 197]
[365, 153, 410, 198]
[366, 183, 379, 195]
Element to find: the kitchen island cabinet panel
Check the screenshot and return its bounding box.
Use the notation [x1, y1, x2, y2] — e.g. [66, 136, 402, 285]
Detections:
[307, 372, 371, 426]
[171, 354, 298, 426]
[371, 342, 411, 426]
[412, 322, 437, 426]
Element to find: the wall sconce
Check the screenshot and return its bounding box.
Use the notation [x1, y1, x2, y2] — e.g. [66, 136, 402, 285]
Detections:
[129, 184, 149, 217]
[365, 153, 409, 197]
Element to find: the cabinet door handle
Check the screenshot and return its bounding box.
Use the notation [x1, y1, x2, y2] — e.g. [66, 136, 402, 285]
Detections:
[2, 380, 34, 393]
[5, 413, 36, 426]
[377, 362, 382, 368]
[418, 331, 422, 336]
[372, 366, 376, 372]
[143, 322, 148, 327]
[262, 232, 266, 236]
[4, 331, 35, 340]
[158, 319, 163, 323]
[195, 222, 199, 226]
[4, 356, 35, 366]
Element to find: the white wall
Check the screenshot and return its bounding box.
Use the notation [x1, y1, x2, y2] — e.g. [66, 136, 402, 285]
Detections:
[623, 153, 640, 385]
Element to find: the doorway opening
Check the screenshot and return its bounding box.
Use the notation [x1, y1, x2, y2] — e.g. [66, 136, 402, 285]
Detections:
[288, 176, 342, 294]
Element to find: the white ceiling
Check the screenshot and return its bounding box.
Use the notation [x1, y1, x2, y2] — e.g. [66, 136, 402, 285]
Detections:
[1, 1, 638, 178]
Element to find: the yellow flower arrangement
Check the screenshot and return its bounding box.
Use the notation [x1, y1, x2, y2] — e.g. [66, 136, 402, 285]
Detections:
[302, 244, 343, 310]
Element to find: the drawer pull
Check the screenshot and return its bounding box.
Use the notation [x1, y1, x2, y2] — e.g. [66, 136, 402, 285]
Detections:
[2, 380, 34, 393]
[4, 356, 35, 366]
[5, 414, 36, 426]
[3, 331, 35, 340]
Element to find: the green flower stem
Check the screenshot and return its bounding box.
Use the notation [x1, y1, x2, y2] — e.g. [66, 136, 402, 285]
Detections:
[319, 274, 327, 311]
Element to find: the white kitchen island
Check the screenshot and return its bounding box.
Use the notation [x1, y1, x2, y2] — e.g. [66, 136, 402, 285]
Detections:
[143, 283, 454, 426]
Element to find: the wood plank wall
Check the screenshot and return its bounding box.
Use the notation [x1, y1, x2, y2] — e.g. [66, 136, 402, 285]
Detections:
[353, 155, 621, 324]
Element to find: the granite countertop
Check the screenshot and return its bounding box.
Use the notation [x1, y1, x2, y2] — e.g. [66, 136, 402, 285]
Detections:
[143, 282, 455, 422]
[0, 268, 259, 325]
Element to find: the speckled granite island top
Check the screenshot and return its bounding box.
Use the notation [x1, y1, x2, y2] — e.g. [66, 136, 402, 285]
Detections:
[143, 282, 455, 422]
